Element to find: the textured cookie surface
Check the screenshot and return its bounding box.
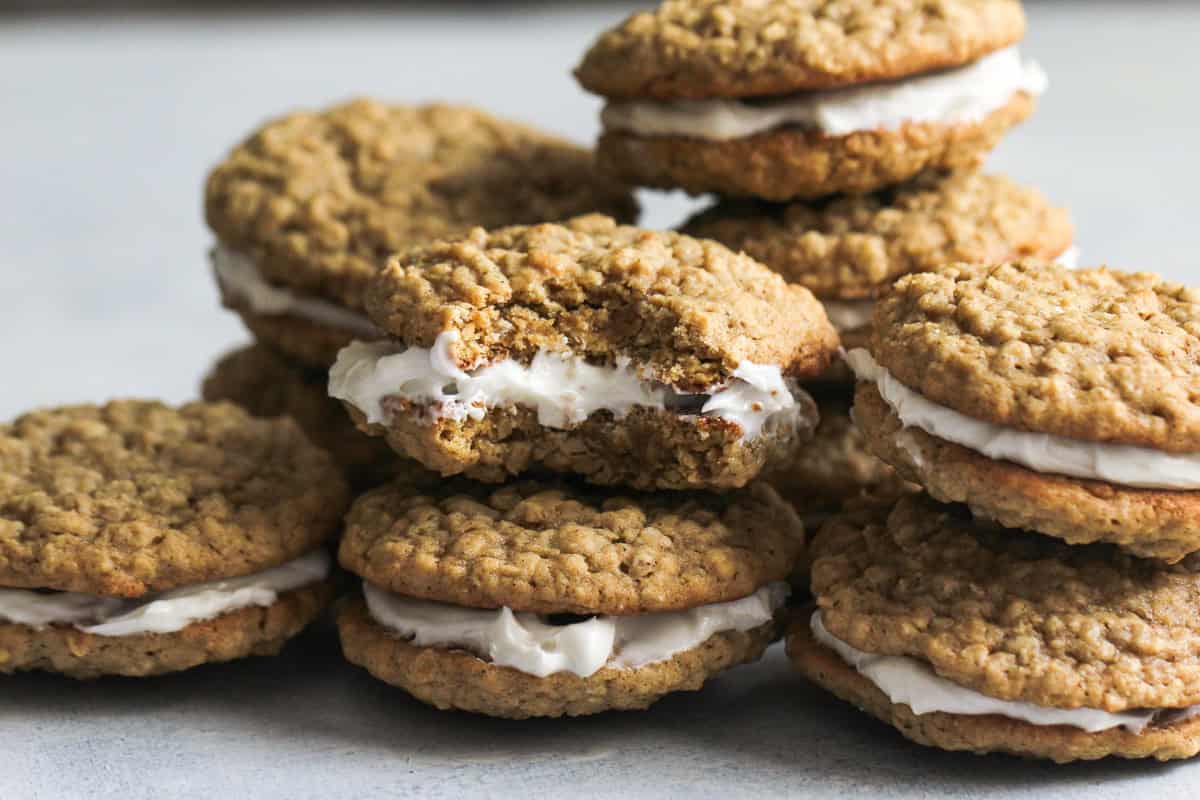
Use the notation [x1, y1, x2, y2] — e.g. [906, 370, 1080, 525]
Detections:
[787, 617, 1200, 762]
[809, 494, 1200, 712]
[206, 99, 638, 309]
[854, 384, 1200, 562]
[765, 393, 909, 506]
[684, 171, 1072, 298]
[0, 583, 331, 679]
[340, 479, 805, 615]
[0, 401, 347, 596]
[366, 215, 837, 388]
[577, 0, 1025, 99]
[202, 344, 417, 489]
[350, 393, 813, 491]
[596, 93, 1032, 201]
[872, 262, 1200, 452]
[339, 598, 774, 718]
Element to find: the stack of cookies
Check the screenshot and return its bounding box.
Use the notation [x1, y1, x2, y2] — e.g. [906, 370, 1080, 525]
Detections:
[327, 214, 840, 717]
[789, 261, 1200, 762]
[200, 98, 639, 489]
[576, 0, 1076, 512]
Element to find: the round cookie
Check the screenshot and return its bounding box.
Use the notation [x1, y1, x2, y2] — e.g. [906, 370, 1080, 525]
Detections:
[579, 1, 1039, 200]
[337, 478, 802, 717]
[206, 99, 639, 367]
[340, 479, 805, 615]
[576, 0, 1026, 99]
[682, 172, 1074, 299]
[870, 263, 1200, 450]
[765, 392, 910, 511]
[789, 495, 1200, 761]
[0, 400, 346, 678]
[202, 343, 425, 490]
[334, 214, 838, 490]
[339, 598, 774, 719]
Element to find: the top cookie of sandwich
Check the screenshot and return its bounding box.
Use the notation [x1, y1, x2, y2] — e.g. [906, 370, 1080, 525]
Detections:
[683, 171, 1073, 299]
[870, 262, 1200, 452]
[812, 494, 1200, 712]
[0, 400, 348, 597]
[576, 0, 1026, 100]
[364, 214, 839, 390]
[205, 99, 638, 310]
[340, 478, 805, 615]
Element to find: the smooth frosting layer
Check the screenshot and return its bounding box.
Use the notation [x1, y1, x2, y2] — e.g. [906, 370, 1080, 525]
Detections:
[365, 582, 789, 678]
[846, 348, 1200, 489]
[211, 244, 381, 338]
[812, 611, 1199, 734]
[329, 333, 811, 441]
[0, 551, 330, 636]
[602, 47, 1047, 141]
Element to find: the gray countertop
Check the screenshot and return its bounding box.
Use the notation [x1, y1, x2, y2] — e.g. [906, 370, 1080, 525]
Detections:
[3, 3, 1200, 798]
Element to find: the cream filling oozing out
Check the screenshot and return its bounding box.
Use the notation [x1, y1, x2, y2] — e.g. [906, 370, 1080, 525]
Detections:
[329, 333, 813, 441]
[822, 246, 1079, 333]
[211, 244, 382, 338]
[845, 348, 1200, 489]
[601, 46, 1047, 142]
[812, 611, 1200, 734]
[0, 551, 330, 637]
[364, 582, 789, 679]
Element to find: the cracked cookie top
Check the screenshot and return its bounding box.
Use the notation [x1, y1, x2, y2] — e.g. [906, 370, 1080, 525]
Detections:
[0, 400, 347, 597]
[364, 214, 839, 389]
[576, 0, 1025, 99]
[340, 478, 805, 615]
[870, 262, 1200, 452]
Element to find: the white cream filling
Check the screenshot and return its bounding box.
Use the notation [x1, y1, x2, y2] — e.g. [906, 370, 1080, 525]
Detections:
[822, 247, 1077, 334]
[602, 46, 1046, 141]
[0, 550, 330, 637]
[846, 348, 1200, 489]
[812, 611, 1200, 734]
[211, 244, 382, 338]
[329, 333, 810, 441]
[365, 581, 789, 679]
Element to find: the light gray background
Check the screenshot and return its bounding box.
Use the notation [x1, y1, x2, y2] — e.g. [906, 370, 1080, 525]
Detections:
[2, 3, 1199, 798]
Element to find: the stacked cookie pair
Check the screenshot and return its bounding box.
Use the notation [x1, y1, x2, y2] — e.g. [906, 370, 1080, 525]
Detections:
[328, 215, 838, 717]
[790, 262, 1200, 762]
[576, 0, 1075, 512]
[0, 400, 347, 678]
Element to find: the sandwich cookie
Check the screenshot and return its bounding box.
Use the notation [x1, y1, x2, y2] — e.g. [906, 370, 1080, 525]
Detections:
[202, 343, 426, 490]
[206, 99, 639, 367]
[338, 479, 803, 718]
[789, 495, 1200, 762]
[850, 261, 1200, 562]
[330, 215, 838, 490]
[577, 0, 1043, 199]
[0, 400, 347, 678]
